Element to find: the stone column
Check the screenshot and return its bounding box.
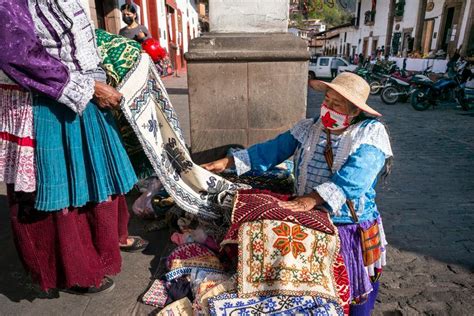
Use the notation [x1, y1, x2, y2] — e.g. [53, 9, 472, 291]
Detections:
[385, 0, 396, 56]
[185, 0, 309, 164]
[414, 0, 428, 53]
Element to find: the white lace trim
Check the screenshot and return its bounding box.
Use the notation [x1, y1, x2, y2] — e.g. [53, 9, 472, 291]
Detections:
[314, 181, 346, 216]
[233, 149, 251, 176]
[290, 118, 314, 143]
[0, 141, 36, 192]
[58, 72, 95, 114]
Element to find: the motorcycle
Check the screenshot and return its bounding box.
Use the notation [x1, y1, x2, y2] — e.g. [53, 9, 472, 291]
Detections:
[410, 72, 463, 111]
[380, 67, 432, 105]
[454, 67, 474, 111]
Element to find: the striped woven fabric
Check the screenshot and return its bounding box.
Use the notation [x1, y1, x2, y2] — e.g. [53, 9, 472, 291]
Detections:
[221, 189, 336, 245]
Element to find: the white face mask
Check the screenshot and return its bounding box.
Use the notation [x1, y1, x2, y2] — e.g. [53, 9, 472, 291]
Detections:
[320, 103, 352, 130]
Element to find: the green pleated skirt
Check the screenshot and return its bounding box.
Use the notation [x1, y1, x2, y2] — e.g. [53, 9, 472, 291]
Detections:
[33, 97, 137, 211]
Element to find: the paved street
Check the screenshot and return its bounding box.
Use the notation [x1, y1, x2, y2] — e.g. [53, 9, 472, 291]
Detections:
[0, 76, 473, 315]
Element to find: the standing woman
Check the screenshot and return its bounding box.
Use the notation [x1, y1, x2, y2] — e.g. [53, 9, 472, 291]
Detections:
[0, 0, 140, 293]
[119, 4, 150, 43]
[203, 72, 393, 315]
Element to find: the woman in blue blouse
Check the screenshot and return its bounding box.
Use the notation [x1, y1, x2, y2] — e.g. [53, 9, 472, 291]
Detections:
[203, 72, 393, 315]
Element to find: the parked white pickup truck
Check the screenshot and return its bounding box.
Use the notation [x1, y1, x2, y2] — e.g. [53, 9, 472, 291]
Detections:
[308, 56, 357, 79]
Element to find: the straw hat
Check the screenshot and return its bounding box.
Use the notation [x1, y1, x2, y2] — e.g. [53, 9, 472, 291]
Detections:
[309, 72, 382, 117]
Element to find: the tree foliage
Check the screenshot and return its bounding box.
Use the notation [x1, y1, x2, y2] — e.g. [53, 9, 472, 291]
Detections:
[291, 1, 352, 28]
[309, 2, 352, 27]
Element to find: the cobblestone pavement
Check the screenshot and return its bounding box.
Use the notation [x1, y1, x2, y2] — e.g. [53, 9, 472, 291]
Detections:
[309, 89, 474, 315]
[0, 77, 472, 315]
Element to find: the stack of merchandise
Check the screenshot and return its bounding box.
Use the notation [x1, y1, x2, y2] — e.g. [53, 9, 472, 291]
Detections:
[141, 190, 350, 316]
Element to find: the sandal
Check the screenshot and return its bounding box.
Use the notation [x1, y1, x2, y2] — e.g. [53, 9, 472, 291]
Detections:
[65, 276, 115, 295]
[120, 236, 149, 253]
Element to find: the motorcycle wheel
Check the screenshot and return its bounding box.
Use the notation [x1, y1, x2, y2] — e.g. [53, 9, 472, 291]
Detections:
[455, 90, 470, 111]
[411, 88, 431, 111]
[369, 81, 382, 95]
[381, 86, 399, 104]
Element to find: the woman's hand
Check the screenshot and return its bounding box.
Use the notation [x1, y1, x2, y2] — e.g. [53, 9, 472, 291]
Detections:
[278, 193, 323, 212]
[93, 81, 123, 110]
[201, 157, 234, 173]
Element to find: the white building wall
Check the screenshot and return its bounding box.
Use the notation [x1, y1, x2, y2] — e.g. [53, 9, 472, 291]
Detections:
[158, 0, 169, 50]
[354, 0, 390, 55]
[393, 0, 419, 35]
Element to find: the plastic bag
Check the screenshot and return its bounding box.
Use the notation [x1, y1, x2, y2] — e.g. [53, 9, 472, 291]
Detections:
[132, 177, 163, 219]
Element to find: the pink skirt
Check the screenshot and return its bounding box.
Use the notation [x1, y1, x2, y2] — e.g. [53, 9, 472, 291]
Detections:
[7, 184, 129, 291]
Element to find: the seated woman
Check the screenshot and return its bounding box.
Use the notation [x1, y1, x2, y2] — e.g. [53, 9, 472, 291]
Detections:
[203, 72, 393, 316]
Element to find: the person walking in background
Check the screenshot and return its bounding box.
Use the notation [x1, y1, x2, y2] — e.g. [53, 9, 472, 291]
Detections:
[119, 3, 150, 43]
[0, 0, 147, 294]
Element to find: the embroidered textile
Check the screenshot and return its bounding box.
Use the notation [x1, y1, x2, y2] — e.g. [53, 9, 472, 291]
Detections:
[95, 29, 141, 86]
[165, 267, 223, 282]
[142, 279, 168, 308]
[166, 243, 223, 273]
[156, 297, 193, 316]
[0, 83, 35, 192]
[222, 189, 335, 245]
[117, 54, 248, 219]
[238, 220, 341, 300]
[208, 293, 344, 316]
[166, 243, 216, 269]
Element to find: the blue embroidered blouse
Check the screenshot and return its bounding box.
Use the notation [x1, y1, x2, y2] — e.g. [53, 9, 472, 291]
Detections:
[233, 118, 393, 225]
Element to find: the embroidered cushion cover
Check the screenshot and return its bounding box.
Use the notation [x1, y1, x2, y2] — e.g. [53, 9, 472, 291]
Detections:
[238, 219, 341, 301]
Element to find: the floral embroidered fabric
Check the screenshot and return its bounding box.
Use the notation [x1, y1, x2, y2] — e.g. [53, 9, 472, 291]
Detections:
[238, 220, 341, 300]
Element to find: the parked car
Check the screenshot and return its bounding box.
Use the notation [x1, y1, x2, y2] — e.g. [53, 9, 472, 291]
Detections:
[308, 56, 357, 79]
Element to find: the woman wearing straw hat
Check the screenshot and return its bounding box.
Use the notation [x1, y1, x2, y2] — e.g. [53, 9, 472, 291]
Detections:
[203, 72, 393, 315]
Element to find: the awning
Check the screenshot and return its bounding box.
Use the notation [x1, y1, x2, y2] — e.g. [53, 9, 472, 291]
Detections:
[166, 0, 177, 10]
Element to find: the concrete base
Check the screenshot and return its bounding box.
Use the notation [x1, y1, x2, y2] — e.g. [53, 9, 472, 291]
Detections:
[185, 33, 309, 164]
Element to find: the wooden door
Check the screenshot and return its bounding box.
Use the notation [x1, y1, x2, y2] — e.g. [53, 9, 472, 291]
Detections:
[363, 38, 369, 57]
[422, 19, 435, 55]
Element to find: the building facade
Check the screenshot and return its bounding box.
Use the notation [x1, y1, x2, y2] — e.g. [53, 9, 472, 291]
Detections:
[310, 0, 473, 60]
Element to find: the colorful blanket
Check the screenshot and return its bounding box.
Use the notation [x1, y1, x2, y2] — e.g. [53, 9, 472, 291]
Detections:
[117, 54, 248, 219]
[208, 293, 344, 316]
[238, 219, 342, 301]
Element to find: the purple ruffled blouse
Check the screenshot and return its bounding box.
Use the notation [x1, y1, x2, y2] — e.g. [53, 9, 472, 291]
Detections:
[0, 0, 105, 114]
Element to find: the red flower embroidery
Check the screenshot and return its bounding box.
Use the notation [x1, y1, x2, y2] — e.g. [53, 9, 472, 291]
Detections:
[272, 223, 308, 258]
[322, 111, 338, 128]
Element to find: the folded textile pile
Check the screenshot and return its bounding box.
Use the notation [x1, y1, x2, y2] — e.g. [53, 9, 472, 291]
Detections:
[142, 190, 349, 316]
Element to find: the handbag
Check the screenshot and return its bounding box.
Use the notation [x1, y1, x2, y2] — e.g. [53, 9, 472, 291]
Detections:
[323, 129, 381, 266]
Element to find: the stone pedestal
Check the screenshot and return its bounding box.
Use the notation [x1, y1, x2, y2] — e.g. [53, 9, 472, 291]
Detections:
[185, 33, 309, 163]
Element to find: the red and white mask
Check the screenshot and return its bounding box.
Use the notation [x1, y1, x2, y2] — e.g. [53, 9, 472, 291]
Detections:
[320, 103, 352, 130]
